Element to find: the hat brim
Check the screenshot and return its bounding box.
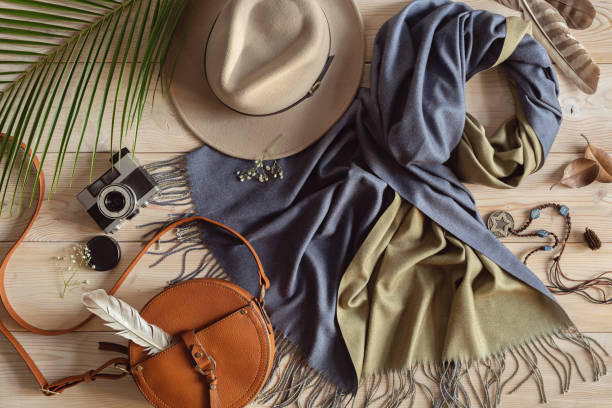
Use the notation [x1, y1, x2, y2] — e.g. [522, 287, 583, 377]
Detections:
[168, 0, 364, 160]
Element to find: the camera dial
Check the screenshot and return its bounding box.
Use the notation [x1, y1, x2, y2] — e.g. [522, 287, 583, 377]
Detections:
[97, 184, 136, 220]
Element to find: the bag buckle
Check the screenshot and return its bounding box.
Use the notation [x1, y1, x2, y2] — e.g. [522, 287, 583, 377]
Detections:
[192, 344, 216, 375]
[194, 351, 218, 390]
[195, 359, 216, 376]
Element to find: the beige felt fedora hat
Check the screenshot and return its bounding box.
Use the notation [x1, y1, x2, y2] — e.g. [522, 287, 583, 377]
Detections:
[168, 0, 364, 160]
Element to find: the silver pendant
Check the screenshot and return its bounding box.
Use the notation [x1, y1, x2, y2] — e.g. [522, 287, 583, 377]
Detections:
[487, 211, 515, 238]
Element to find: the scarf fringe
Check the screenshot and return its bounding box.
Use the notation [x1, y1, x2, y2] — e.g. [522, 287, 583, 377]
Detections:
[143, 221, 228, 285]
[139, 210, 229, 285]
[142, 158, 608, 407]
[143, 157, 193, 207]
[141, 158, 230, 285]
[256, 329, 607, 408]
[256, 331, 350, 408]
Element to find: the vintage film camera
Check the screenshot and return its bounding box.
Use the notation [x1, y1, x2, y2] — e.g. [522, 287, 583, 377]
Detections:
[77, 148, 159, 234]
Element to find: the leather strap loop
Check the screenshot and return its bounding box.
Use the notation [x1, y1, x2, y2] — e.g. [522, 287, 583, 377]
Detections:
[43, 357, 130, 395]
[83, 370, 95, 383]
[0, 134, 269, 394]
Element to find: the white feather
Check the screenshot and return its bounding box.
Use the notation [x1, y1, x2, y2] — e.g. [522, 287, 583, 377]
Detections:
[81, 289, 173, 355]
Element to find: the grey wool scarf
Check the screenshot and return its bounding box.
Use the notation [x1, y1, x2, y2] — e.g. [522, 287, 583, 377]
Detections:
[150, 0, 563, 394]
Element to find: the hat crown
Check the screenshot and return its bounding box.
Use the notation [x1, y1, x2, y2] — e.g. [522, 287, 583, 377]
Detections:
[206, 0, 330, 116]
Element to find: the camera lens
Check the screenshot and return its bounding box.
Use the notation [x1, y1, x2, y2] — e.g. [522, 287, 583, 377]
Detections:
[104, 191, 126, 213]
[97, 184, 136, 220]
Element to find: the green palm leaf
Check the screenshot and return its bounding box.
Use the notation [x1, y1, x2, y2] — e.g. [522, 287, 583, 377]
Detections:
[0, 0, 189, 214]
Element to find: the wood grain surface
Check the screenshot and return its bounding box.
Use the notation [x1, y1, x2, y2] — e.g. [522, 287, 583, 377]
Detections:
[1, 1, 611, 407]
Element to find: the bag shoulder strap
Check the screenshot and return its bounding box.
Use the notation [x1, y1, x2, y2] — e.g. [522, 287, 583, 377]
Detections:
[0, 135, 270, 395]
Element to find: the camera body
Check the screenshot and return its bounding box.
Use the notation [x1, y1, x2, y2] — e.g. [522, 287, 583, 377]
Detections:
[77, 148, 159, 234]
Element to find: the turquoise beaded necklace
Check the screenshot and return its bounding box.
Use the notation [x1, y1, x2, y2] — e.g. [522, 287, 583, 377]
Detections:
[511, 203, 570, 264]
[488, 204, 612, 304]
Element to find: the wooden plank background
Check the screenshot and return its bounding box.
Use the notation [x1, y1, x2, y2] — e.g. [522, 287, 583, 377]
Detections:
[1, 0, 611, 407]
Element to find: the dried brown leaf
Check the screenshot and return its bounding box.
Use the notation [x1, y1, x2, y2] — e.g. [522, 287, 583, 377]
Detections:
[582, 134, 612, 183]
[551, 158, 599, 189]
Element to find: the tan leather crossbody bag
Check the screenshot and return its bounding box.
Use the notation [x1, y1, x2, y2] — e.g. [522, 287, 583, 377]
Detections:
[0, 137, 275, 408]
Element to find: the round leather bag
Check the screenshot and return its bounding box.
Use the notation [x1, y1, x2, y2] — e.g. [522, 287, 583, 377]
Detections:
[129, 278, 274, 408]
[127, 216, 275, 408]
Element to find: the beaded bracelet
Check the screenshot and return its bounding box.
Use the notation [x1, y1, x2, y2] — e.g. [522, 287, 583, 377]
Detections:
[488, 204, 611, 304]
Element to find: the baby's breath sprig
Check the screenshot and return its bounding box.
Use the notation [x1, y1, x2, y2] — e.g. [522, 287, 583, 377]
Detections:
[56, 244, 93, 299]
[236, 159, 284, 183]
[235, 134, 285, 183]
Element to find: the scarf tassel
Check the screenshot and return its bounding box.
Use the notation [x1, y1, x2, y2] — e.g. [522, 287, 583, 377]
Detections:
[139, 219, 228, 287]
[255, 331, 349, 408]
[253, 329, 607, 408]
[143, 157, 193, 207]
[140, 158, 231, 285]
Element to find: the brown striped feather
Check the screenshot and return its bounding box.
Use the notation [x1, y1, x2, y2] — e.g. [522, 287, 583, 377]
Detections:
[545, 0, 596, 29]
[520, 0, 600, 94]
[495, 0, 521, 10]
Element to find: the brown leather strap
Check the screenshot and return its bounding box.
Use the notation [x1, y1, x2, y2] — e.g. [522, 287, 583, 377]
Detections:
[98, 342, 130, 356]
[43, 357, 130, 395]
[0, 134, 269, 394]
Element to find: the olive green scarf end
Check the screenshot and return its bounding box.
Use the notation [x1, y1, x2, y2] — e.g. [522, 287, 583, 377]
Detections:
[353, 327, 607, 408]
[254, 327, 607, 408]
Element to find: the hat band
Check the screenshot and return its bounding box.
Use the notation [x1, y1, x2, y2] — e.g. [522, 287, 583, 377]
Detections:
[204, 8, 334, 118]
[230, 55, 334, 118]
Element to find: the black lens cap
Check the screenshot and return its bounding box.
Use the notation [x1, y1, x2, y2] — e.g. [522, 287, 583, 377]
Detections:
[86, 236, 121, 271]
